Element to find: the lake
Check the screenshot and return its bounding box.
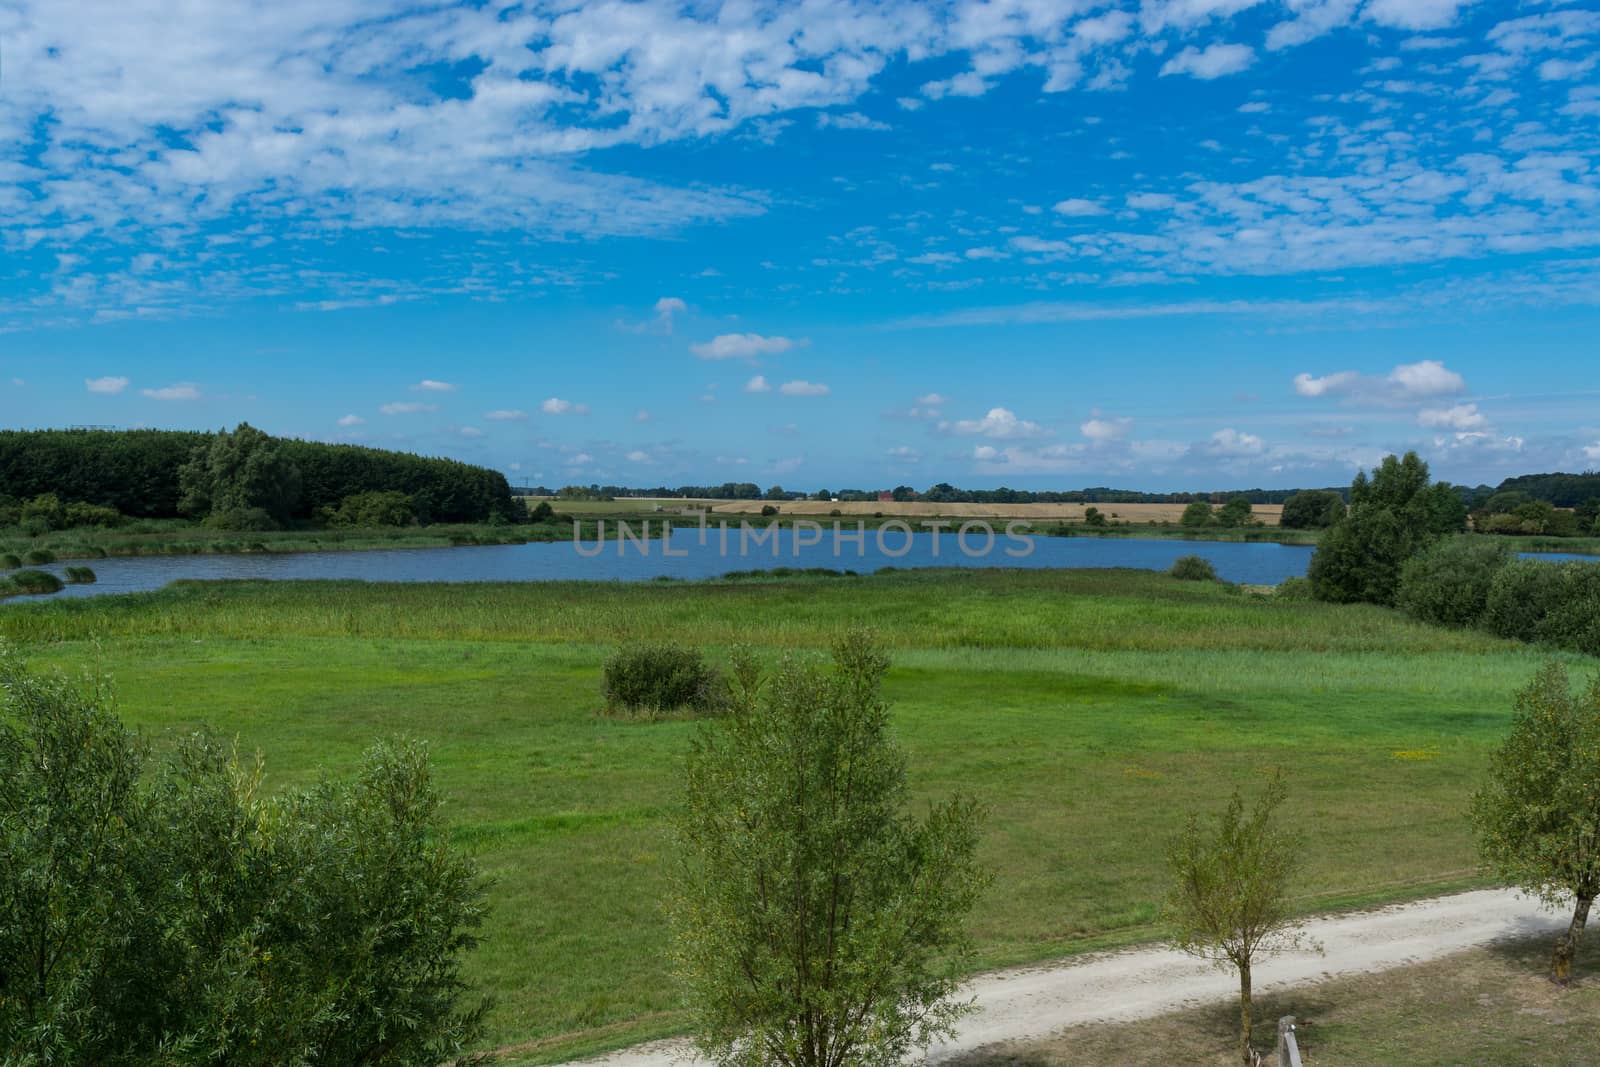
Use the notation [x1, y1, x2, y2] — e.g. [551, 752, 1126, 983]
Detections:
[7, 527, 1592, 602]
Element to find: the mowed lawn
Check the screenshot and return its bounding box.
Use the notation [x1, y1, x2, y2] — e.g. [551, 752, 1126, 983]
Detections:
[2, 569, 1593, 1061]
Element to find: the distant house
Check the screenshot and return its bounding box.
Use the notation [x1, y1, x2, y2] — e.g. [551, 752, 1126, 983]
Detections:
[876, 491, 894, 503]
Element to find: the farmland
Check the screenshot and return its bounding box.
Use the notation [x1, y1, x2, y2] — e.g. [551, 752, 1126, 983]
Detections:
[2, 568, 1593, 1061]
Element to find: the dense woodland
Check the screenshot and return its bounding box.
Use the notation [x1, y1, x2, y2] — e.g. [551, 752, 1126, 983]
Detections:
[0, 427, 518, 527]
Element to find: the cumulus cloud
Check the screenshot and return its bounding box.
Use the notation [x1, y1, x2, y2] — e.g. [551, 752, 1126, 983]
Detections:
[626, 449, 653, 463]
[918, 393, 949, 405]
[542, 398, 589, 415]
[142, 383, 201, 401]
[1294, 361, 1466, 403]
[779, 380, 829, 397]
[1293, 370, 1363, 397]
[85, 375, 129, 394]
[1080, 415, 1133, 442]
[1417, 403, 1489, 431]
[1160, 43, 1255, 80]
[1201, 427, 1266, 457]
[745, 375, 773, 393]
[946, 407, 1048, 439]
[380, 401, 437, 415]
[412, 379, 457, 392]
[690, 333, 798, 360]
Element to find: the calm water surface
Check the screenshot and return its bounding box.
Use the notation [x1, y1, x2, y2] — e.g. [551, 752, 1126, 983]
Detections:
[8, 530, 1591, 603]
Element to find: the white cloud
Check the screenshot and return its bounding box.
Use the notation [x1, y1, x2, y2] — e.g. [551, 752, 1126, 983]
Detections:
[1081, 415, 1133, 442]
[380, 401, 437, 415]
[1388, 360, 1466, 398]
[634, 408, 651, 422]
[1126, 192, 1178, 211]
[542, 397, 589, 415]
[745, 375, 773, 393]
[779, 380, 829, 397]
[1202, 428, 1266, 457]
[85, 375, 129, 394]
[142, 383, 201, 401]
[1052, 198, 1107, 217]
[887, 446, 921, 462]
[655, 296, 686, 318]
[486, 409, 528, 421]
[1294, 361, 1466, 403]
[691, 333, 797, 360]
[1160, 43, 1256, 80]
[1417, 403, 1488, 431]
[626, 449, 653, 463]
[458, 426, 484, 438]
[816, 111, 889, 131]
[412, 379, 457, 392]
[947, 407, 1048, 439]
[908, 252, 961, 265]
[1293, 371, 1363, 397]
[1584, 442, 1600, 461]
[337, 414, 364, 427]
[1365, 0, 1478, 31]
[917, 393, 949, 405]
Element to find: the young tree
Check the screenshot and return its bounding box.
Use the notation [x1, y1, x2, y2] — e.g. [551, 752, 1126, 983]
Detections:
[671, 632, 988, 1067]
[1471, 663, 1600, 984]
[1217, 497, 1254, 528]
[1180, 500, 1215, 527]
[1165, 774, 1314, 1065]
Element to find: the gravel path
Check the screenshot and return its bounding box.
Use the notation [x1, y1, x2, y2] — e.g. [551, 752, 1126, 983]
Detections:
[554, 888, 1563, 1067]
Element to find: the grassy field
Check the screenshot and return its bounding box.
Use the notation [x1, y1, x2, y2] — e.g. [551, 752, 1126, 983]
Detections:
[1, 568, 1595, 1061]
[963, 936, 1600, 1065]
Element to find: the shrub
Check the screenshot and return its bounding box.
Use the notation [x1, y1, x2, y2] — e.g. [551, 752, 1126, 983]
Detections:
[1275, 576, 1313, 601]
[1396, 535, 1512, 628]
[0, 553, 19, 570]
[23, 549, 56, 565]
[1483, 561, 1600, 656]
[63, 501, 125, 528]
[205, 506, 279, 531]
[4, 569, 63, 595]
[528, 500, 556, 523]
[1170, 555, 1218, 581]
[602, 643, 724, 718]
[63, 566, 96, 584]
[1216, 497, 1254, 528]
[1180, 501, 1214, 527]
[759, 504, 779, 517]
[330, 490, 416, 528]
[1083, 506, 1108, 527]
[1279, 490, 1346, 529]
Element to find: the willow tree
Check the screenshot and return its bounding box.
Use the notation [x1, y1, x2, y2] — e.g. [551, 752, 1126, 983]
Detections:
[670, 632, 988, 1067]
[1472, 663, 1600, 984]
[1165, 774, 1315, 1065]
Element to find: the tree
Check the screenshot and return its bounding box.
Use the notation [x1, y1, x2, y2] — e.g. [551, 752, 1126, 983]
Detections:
[1308, 452, 1466, 605]
[1217, 497, 1254, 528]
[671, 632, 988, 1067]
[1472, 663, 1600, 984]
[765, 485, 787, 501]
[1279, 490, 1345, 530]
[1180, 500, 1214, 526]
[1165, 774, 1314, 1065]
[1395, 534, 1512, 628]
[178, 422, 303, 528]
[0, 646, 490, 1064]
[1083, 506, 1108, 527]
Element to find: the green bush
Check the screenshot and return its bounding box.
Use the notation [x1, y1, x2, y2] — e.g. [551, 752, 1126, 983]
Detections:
[602, 643, 724, 718]
[63, 501, 125, 528]
[1170, 555, 1218, 581]
[63, 566, 96, 584]
[1180, 501, 1214, 527]
[204, 506, 279, 531]
[1083, 506, 1108, 527]
[0, 648, 490, 1064]
[1216, 497, 1253, 527]
[1275, 576, 1313, 601]
[1396, 535, 1512, 628]
[0, 553, 19, 570]
[759, 504, 779, 517]
[4, 569, 63, 596]
[1279, 490, 1346, 529]
[23, 549, 56, 565]
[329, 490, 416, 528]
[1483, 561, 1600, 655]
[528, 500, 556, 523]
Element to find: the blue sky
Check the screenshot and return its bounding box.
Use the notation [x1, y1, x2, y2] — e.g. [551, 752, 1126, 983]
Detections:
[1, 0, 1597, 492]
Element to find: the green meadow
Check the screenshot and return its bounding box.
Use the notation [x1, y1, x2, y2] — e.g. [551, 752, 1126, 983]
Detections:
[1, 569, 1592, 1062]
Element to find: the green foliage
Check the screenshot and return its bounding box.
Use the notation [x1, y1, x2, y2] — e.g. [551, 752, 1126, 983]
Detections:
[1274, 576, 1313, 600]
[1170, 554, 1218, 581]
[330, 489, 417, 528]
[671, 633, 988, 1067]
[1165, 774, 1313, 1063]
[602, 643, 725, 718]
[1308, 452, 1466, 606]
[1279, 490, 1346, 530]
[1471, 663, 1600, 982]
[1083, 506, 1108, 527]
[64, 566, 97, 584]
[2, 569, 64, 596]
[1396, 535, 1513, 628]
[1216, 497, 1254, 528]
[1481, 561, 1600, 656]
[179, 422, 304, 527]
[758, 504, 778, 517]
[0, 648, 490, 1063]
[0, 553, 19, 570]
[22, 549, 55, 565]
[528, 500, 556, 523]
[1180, 500, 1215, 527]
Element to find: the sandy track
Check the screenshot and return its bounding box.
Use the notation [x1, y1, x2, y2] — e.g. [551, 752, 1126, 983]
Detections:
[555, 888, 1561, 1067]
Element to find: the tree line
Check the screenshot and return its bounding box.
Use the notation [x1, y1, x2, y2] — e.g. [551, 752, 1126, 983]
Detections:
[0, 426, 518, 527]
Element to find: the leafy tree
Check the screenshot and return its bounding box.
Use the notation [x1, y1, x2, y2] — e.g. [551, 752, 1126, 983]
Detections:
[1180, 500, 1215, 527]
[671, 633, 988, 1067]
[1308, 452, 1466, 605]
[1472, 663, 1600, 984]
[1216, 497, 1254, 528]
[1083, 506, 1108, 527]
[891, 485, 917, 502]
[329, 489, 416, 527]
[1482, 489, 1534, 515]
[1396, 534, 1512, 628]
[1165, 774, 1314, 1065]
[178, 422, 304, 528]
[0, 647, 490, 1064]
[1278, 490, 1345, 529]
[765, 485, 787, 501]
